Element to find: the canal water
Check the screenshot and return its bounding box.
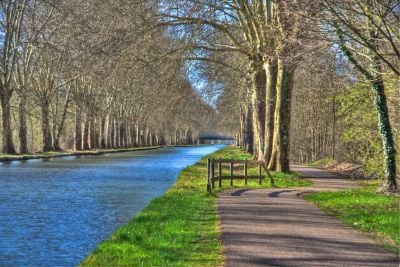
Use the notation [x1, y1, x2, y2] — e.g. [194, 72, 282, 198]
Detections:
[0, 145, 224, 266]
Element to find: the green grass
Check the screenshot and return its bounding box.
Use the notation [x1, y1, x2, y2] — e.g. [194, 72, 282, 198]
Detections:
[305, 181, 400, 252]
[81, 146, 311, 266]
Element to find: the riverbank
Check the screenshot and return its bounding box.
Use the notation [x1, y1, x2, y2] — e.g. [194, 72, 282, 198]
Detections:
[0, 146, 163, 162]
[81, 147, 310, 266]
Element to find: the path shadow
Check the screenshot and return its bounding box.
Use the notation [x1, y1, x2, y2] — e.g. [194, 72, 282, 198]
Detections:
[231, 189, 253, 196]
[268, 190, 294, 198]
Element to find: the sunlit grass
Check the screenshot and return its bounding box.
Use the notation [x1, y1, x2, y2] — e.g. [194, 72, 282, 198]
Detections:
[305, 157, 336, 167]
[81, 146, 311, 266]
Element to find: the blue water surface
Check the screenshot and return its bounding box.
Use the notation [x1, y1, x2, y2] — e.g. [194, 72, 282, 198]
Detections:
[0, 145, 224, 266]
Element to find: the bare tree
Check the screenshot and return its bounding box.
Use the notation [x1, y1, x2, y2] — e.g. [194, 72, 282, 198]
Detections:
[0, 0, 27, 154]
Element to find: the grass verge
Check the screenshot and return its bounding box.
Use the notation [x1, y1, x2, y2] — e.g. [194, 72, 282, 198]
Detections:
[305, 181, 400, 252]
[81, 146, 311, 266]
[0, 146, 162, 162]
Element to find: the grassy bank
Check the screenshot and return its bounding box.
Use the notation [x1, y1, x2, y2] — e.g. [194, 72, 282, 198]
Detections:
[81, 146, 311, 266]
[305, 158, 336, 168]
[306, 181, 400, 252]
[0, 146, 162, 162]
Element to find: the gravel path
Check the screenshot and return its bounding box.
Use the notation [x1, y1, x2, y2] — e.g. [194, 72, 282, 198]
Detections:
[217, 165, 399, 267]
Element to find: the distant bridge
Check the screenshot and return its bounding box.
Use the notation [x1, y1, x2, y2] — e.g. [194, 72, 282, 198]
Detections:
[198, 134, 235, 144]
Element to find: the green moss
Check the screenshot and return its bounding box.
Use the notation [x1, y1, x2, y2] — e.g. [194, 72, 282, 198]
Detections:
[306, 181, 400, 252]
[81, 146, 311, 266]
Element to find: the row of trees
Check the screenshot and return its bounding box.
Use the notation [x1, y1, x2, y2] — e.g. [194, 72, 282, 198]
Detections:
[1, 0, 398, 191]
[161, 0, 315, 173]
[0, 0, 216, 154]
[161, 0, 399, 192]
[290, 51, 399, 181]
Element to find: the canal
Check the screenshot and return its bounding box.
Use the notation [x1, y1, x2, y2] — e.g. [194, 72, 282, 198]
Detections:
[0, 145, 224, 266]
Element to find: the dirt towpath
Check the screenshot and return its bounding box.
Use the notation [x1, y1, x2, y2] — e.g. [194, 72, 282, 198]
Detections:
[217, 165, 399, 266]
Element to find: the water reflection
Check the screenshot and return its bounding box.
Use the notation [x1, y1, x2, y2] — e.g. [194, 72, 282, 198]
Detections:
[0, 145, 224, 266]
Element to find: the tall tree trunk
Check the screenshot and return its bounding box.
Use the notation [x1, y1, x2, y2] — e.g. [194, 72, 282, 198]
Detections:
[140, 129, 145, 146]
[250, 62, 266, 160]
[245, 103, 254, 153]
[119, 120, 125, 147]
[126, 121, 131, 147]
[100, 115, 105, 148]
[54, 90, 71, 151]
[18, 97, 28, 154]
[41, 99, 53, 152]
[268, 60, 295, 173]
[95, 117, 101, 148]
[83, 115, 90, 150]
[74, 106, 82, 151]
[150, 131, 154, 146]
[89, 116, 96, 149]
[135, 123, 140, 146]
[239, 105, 246, 149]
[116, 119, 121, 148]
[1, 93, 17, 154]
[155, 132, 159, 145]
[372, 75, 397, 192]
[263, 58, 278, 165]
[101, 114, 109, 148]
[331, 95, 336, 160]
[187, 129, 192, 144]
[124, 121, 128, 147]
[109, 117, 114, 148]
[147, 131, 151, 146]
[180, 130, 184, 145]
[368, 19, 397, 191]
[131, 122, 136, 147]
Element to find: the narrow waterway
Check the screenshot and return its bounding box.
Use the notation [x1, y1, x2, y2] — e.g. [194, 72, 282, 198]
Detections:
[0, 145, 224, 266]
